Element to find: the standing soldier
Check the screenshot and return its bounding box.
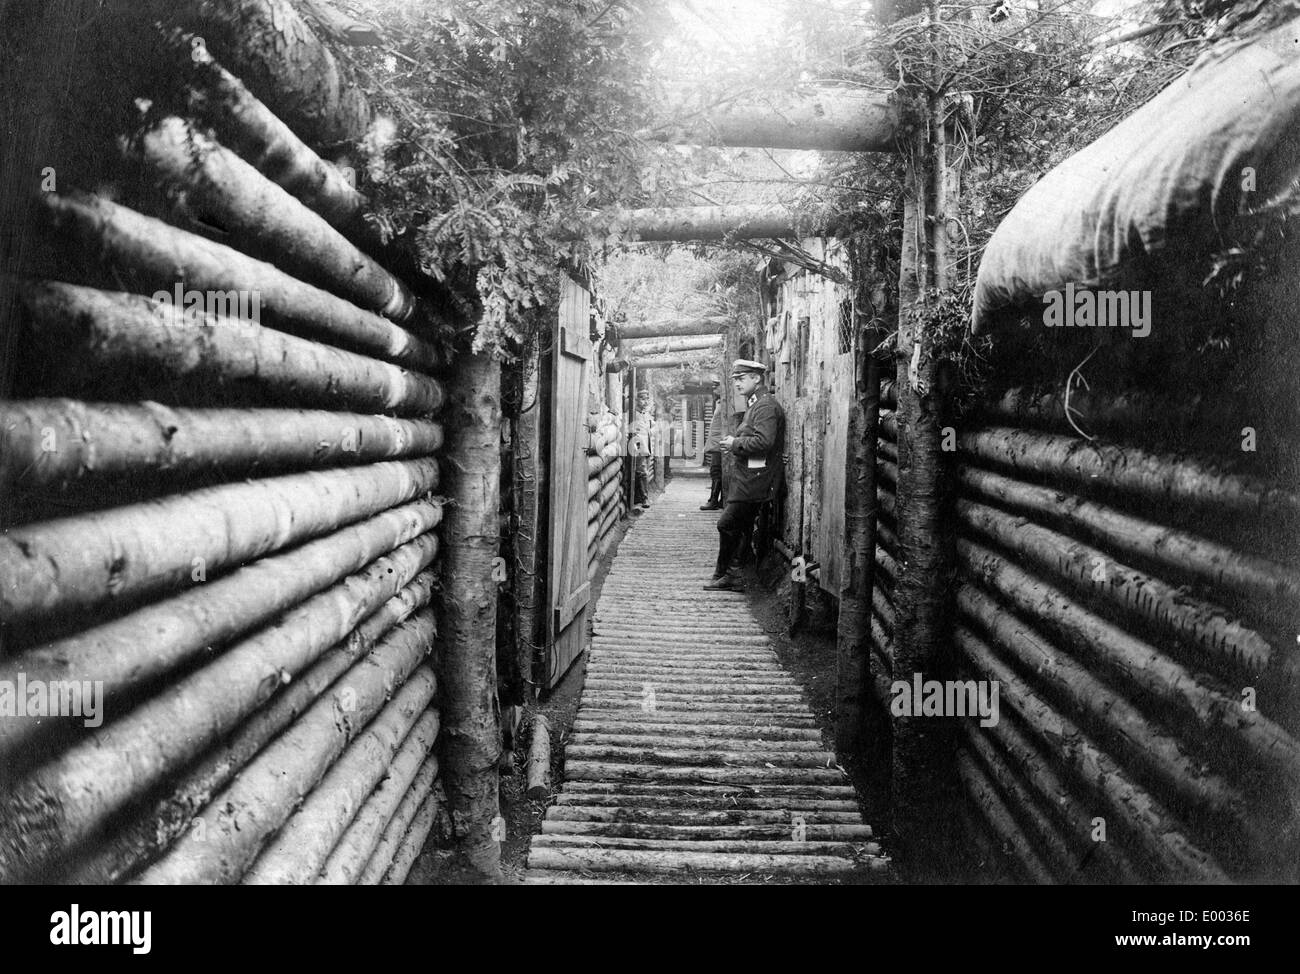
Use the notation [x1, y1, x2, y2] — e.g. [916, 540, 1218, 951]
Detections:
[704, 360, 784, 591]
[629, 388, 656, 513]
[699, 376, 724, 510]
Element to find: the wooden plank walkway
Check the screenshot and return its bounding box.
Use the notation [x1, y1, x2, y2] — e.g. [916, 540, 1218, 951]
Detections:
[525, 476, 889, 884]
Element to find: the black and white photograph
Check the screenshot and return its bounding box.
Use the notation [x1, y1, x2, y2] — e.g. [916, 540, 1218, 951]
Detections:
[0, 0, 1296, 928]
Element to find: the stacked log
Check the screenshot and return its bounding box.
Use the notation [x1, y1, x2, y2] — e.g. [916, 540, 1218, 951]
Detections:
[0, 19, 451, 886]
[888, 399, 1300, 882]
[586, 406, 626, 575]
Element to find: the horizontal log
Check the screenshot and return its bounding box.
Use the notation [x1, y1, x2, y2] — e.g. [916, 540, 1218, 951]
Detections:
[959, 537, 1300, 792]
[134, 651, 436, 885]
[562, 764, 845, 786]
[18, 279, 442, 415]
[61, 572, 435, 884]
[133, 117, 414, 321]
[617, 317, 729, 341]
[546, 806, 859, 825]
[355, 769, 439, 886]
[380, 789, 441, 885]
[954, 594, 1265, 860]
[153, 0, 371, 148]
[955, 625, 1228, 881]
[961, 425, 1300, 522]
[182, 48, 371, 237]
[0, 583, 437, 884]
[243, 708, 440, 885]
[973, 696, 1144, 884]
[527, 847, 882, 875]
[532, 835, 879, 856]
[567, 734, 821, 752]
[560, 781, 854, 798]
[565, 746, 831, 769]
[0, 506, 440, 760]
[570, 721, 821, 741]
[963, 722, 1100, 882]
[29, 192, 439, 371]
[608, 205, 802, 242]
[649, 88, 897, 152]
[957, 750, 1054, 884]
[0, 454, 439, 623]
[319, 753, 437, 885]
[541, 821, 873, 841]
[0, 400, 442, 489]
[623, 335, 723, 357]
[957, 496, 1274, 674]
[983, 386, 1213, 439]
[630, 354, 723, 370]
[959, 464, 1300, 631]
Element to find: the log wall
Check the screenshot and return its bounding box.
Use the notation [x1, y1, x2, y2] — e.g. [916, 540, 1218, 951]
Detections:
[0, 28, 447, 885]
[872, 382, 1300, 883]
[586, 343, 626, 575]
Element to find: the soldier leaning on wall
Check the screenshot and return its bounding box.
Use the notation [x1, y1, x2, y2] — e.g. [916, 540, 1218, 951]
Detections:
[704, 359, 785, 591]
[628, 389, 655, 514]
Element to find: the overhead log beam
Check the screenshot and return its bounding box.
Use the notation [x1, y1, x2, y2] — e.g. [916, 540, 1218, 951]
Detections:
[610, 205, 804, 242]
[629, 354, 722, 371]
[645, 88, 898, 153]
[623, 335, 723, 357]
[617, 317, 730, 340]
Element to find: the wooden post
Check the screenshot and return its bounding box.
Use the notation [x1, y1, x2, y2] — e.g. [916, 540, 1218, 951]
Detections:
[889, 0, 962, 875]
[835, 331, 884, 752]
[436, 352, 503, 881]
[514, 338, 544, 701]
[526, 714, 551, 799]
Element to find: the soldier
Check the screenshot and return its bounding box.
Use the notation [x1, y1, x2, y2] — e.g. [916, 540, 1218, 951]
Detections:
[628, 388, 655, 513]
[704, 359, 785, 591]
[699, 375, 724, 510]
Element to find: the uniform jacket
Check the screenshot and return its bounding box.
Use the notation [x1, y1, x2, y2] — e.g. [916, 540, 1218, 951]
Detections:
[726, 389, 785, 502]
[629, 407, 655, 457]
[703, 396, 723, 455]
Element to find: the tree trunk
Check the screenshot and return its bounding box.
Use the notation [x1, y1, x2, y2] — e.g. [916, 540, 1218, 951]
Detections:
[0, 531, 439, 882]
[0, 508, 440, 762]
[610, 205, 800, 242]
[0, 451, 439, 624]
[60, 573, 435, 884]
[435, 352, 504, 881]
[954, 593, 1263, 862]
[135, 653, 436, 885]
[959, 537, 1300, 792]
[317, 751, 439, 886]
[648, 87, 897, 152]
[526, 714, 551, 799]
[623, 335, 723, 357]
[0, 399, 441, 489]
[834, 350, 881, 751]
[628, 353, 722, 370]
[135, 0, 371, 148]
[618, 317, 729, 340]
[28, 193, 441, 372]
[131, 116, 415, 321]
[244, 709, 440, 885]
[355, 765, 440, 885]
[19, 280, 444, 415]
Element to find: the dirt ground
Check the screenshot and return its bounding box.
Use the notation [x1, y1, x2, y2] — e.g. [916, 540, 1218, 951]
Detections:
[411, 475, 896, 884]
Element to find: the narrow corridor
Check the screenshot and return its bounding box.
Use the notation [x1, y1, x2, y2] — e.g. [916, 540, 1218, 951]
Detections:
[525, 476, 888, 884]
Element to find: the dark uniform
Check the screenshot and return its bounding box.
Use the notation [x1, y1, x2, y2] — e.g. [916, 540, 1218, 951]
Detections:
[714, 388, 785, 577]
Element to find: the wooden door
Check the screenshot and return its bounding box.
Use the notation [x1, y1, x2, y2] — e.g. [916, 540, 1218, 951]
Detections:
[545, 278, 592, 688]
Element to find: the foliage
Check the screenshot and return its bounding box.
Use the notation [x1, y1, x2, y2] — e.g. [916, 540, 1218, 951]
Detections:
[338, 0, 682, 355]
